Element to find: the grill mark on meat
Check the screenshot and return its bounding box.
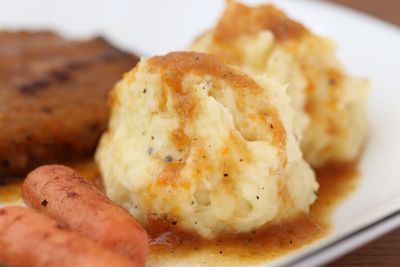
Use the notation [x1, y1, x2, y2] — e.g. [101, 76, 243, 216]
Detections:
[50, 70, 70, 82]
[17, 49, 127, 95]
[19, 79, 50, 94]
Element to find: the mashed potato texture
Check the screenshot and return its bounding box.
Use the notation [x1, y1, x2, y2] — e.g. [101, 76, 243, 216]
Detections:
[192, 2, 369, 167]
[96, 52, 317, 238]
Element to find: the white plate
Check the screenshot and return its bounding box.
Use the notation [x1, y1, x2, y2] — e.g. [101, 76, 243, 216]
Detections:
[1, 0, 400, 266]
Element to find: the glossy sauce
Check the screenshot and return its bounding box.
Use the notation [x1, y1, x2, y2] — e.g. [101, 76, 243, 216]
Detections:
[148, 163, 358, 264]
[0, 160, 358, 265]
[0, 179, 22, 204]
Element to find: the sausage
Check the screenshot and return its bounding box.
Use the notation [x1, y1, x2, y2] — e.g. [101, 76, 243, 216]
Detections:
[0, 206, 137, 267]
[22, 165, 148, 267]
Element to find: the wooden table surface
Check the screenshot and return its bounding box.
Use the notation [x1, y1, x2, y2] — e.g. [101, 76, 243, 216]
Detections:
[326, 1, 399, 266]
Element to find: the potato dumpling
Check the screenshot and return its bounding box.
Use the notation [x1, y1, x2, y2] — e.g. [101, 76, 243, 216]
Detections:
[96, 52, 317, 238]
[192, 2, 369, 167]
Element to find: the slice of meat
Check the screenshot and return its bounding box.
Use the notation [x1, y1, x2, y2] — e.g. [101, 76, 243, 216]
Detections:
[0, 31, 139, 177]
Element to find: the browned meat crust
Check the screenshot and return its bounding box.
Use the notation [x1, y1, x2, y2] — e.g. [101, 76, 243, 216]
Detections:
[0, 31, 139, 177]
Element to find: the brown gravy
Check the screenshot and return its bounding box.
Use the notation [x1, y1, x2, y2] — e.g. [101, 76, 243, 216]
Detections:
[149, 52, 286, 152]
[0, 179, 22, 204]
[148, 163, 358, 263]
[0, 160, 358, 264]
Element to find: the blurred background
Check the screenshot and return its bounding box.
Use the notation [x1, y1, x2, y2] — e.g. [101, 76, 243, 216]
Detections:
[331, 0, 399, 26]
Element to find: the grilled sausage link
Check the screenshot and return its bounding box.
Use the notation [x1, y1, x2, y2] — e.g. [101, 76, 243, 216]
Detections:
[0, 206, 137, 267]
[22, 165, 148, 267]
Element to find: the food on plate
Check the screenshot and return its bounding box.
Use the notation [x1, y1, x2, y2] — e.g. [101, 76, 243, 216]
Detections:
[96, 51, 318, 239]
[0, 206, 137, 267]
[192, 1, 369, 167]
[0, 31, 138, 178]
[22, 165, 149, 267]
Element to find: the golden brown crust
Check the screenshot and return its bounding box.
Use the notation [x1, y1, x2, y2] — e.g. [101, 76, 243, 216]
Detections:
[0, 31, 138, 177]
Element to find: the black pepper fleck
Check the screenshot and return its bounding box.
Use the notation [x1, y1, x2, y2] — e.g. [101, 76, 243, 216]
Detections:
[223, 173, 228, 177]
[41, 199, 48, 206]
[143, 88, 147, 93]
[256, 196, 260, 200]
[164, 155, 173, 162]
